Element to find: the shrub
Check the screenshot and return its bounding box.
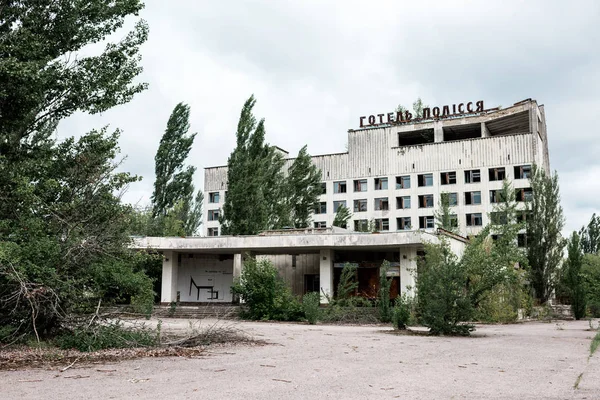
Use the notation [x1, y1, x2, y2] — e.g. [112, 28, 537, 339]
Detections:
[336, 263, 358, 305]
[392, 295, 411, 330]
[378, 260, 392, 322]
[231, 258, 303, 321]
[55, 321, 158, 352]
[303, 292, 321, 324]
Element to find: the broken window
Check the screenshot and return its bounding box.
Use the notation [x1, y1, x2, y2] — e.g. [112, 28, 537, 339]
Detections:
[314, 221, 326, 228]
[418, 194, 434, 208]
[447, 192, 458, 206]
[374, 197, 389, 211]
[465, 191, 481, 205]
[333, 200, 347, 212]
[396, 175, 411, 189]
[396, 217, 411, 230]
[354, 179, 367, 192]
[333, 181, 347, 193]
[396, 196, 411, 209]
[466, 213, 483, 226]
[489, 190, 506, 204]
[321, 182, 327, 194]
[374, 177, 388, 190]
[419, 216, 435, 229]
[315, 202, 327, 214]
[207, 227, 219, 236]
[208, 210, 220, 221]
[417, 173, 433, 187]
[488, 167, 506, 181]
[440, 171, 457, 185]
[353, 199, 367, 212]
[514, 165, 532, 180]
[464, 169, 481, 183]
[375, 218, 389, 231]
[515, 188, 533, 202]
[354, 219, 369, 231]
[209, 192, 220, 203]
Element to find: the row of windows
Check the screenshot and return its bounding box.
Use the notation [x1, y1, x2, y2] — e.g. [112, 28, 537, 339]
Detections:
[321, 165, 532, 194]
[314, 188, 532, 214]
[314, 213, 485, 231]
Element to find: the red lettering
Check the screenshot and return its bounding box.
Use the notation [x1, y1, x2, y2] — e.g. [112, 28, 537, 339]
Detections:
[432, 107, 440, 117]
[387, 113, 394, 124]
[378, 114, 385, 124]
[360, 116, 366, 127]
[422, 108, 431, 119]
[452, 104, 456, 114]
[368, 115, 376, 125]
[405, 111, 412, 121]
[467, 102, 473, 113]
[396, 111, 404, 123]
[458, 103, 465, 113]
[442, 105, 450, 117]
[476, 100, 484, 112]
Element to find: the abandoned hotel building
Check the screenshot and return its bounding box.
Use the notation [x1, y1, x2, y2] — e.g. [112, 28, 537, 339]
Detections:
[134, 99, 551, 304]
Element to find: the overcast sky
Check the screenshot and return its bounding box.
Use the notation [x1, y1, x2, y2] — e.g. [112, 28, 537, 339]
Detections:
[58, 0, 600, 234]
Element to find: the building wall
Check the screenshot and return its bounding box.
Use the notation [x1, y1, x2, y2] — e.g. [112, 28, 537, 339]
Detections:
[203, 100, 549, 237]
[257, 254, 320, 297]
[176, 254, 233, 302]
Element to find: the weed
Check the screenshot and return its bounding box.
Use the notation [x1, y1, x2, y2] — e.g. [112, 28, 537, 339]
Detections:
[303, 292, 321, 325]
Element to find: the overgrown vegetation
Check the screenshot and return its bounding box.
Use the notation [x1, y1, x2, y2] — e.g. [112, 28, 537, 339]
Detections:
[378, 261, 392, 323]
[392, 295, 411, 330]
[54, 321, 159, 352]
[302, 292, 321, 324]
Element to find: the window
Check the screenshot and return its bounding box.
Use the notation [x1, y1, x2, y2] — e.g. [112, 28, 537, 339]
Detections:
[447, 192, 458, 206]
[314, 221, 326, 228]
[465, 191, 481, 205]
[488, 167, 506, 181]
[396, 175, 411, 189]
[417, 173, 433, 187]
[396, 217, 411, 230]
[315, 202, 327, 214]
[354, 219, 369, 231]
[208, 210, 220, 221]
[489, 190, 505, 204]
[517, 211, 532, 223]
[466, 213, 483, 226]
[333, 181, 347, 193]
[320, 182, 327, 195]
[464, 169, 481, 183]
[353, 199, 367, 212]
[448, 215, 459, 228]
[333, 200, 347, 212]
[514, 165, 532, 179]
[515, 188, 533, 202]
[209, 192, 220, 203]
[490, 212, 508, 225]
[354, 179, 367, 192]
[207, 227, 219, 236]
[375, 218, 389, 231]
[396, 196, 411, 209]
[374, 197, 389, 211]
[518, 233, 528, 247]
[304, 274, 320, 294]
[440, 171, 457, 185]
[374, 177, 388, 190]
[418, 194, 434, 208]
[419, 216, 435, 229]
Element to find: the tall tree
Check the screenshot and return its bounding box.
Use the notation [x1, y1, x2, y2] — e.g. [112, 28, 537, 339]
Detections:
[435, 192, 458, 233]
[563, 232, 587, 319]
[526, 165, 565, 303]
[150, 102, 202, 236]
[287, 145, 322, 228]
[580, 213, 600, 254]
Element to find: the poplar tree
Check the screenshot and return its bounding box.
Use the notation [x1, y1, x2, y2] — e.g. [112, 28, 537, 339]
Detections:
[526, 165, 565, 303]
[287, 145, 323, 228]
[580, 214, 600, 254]
[564, 232, 587, 319]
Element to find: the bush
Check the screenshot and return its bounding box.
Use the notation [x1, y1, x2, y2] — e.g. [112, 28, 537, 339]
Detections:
[55, 320, 158, 352]
[392, 295, 411, 330]
[303, 292, 321, 324]
[378, 261, 392, 323]
[232, 258, 303, 321]
[416, 242, 474, 336]
[336, 263, 358, 305]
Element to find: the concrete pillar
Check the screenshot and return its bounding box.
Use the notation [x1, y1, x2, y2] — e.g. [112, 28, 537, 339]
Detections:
[399, 246, 418, 297]
[434, 121, 444, 142]
[481, 122, 490, 138]
[319, 248, 334, 303]
[233, 253, 243, 281]
[160, 250, 178, 303]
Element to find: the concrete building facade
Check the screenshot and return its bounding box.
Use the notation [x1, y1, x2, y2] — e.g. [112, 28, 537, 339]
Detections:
[203, 99, 550, 239]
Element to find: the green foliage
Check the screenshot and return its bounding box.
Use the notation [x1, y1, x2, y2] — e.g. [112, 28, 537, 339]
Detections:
[378, 261, 392, 323]
[287, 145, 323, 228]
[392, 295, 411, 330]
[526, 165, 566, 303]
[336, 263, 358, 304]
[583, 254, 600, 317]
[591, 331, 600, 357]
[333, 205, 352, 229]
[580, 214, 600, 255]
[54, 321, 158, 352]
[416, 241, 474, 335]
[396, 98, 429, 119]
[435, 192, 458, 233]
[302, 292, 321, 324]
[562, 232, 587, 319]
[231, 258, 303, 321]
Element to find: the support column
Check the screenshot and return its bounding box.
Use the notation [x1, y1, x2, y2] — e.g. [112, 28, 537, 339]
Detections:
[481, 122, 490, 137]
[161, 250, 178, 303]
[434, 121, 444, 142]
[319, 249, 334, 304]
[233, 253, 243, 281]
[399, 246, 418, 297]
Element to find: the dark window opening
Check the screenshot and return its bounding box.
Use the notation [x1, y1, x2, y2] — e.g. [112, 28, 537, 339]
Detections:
[375, 218, 389, 231]
[418, 173, 433, 187]
[354, 179, 367, 192]
[398, 128, 435, 146]
[486, 111, 530, 136]
[374, 177, 388, 190]
[333, 181, 347, 193]
[304, 274, 320, 294]
[418, 194, 434, 208]
[375, 197, 389, 211]
[466, 213, 483, 226]
[354, 199, 367, 212]
[396, 175, 410, 189]
[321, 182, 327, 194]
[464, 169, 481, 183]
[442, 123, 481, 142]
[514, 165, 532, 179]
[515, 188, 533, 202]
[419, 216, 435, 229]
[396, 196, 411, 209]
[465, 191, 481, 205]
[396, 217, 411, 230]
[488, 167, 506, 181]
[441, 171, 457, 185]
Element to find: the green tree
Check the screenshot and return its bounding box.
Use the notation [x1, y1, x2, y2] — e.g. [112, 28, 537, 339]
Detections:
[580, 214, 600, 254]
[582, 254, 600, 317]
[287, 145, 322, 228]
[563, 232, 587, 319]
[378, 261, 392, 322]
[435, 192, 458, 233]
[333, 205, 352, 229]
[526, 165, 565, 303]
[151, 103, 203, 236]
[395, 98, 429, 119]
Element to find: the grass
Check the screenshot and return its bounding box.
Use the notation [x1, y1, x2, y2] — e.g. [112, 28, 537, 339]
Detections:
[591, 331, 600, 357]
[574, 373, 583, 389]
